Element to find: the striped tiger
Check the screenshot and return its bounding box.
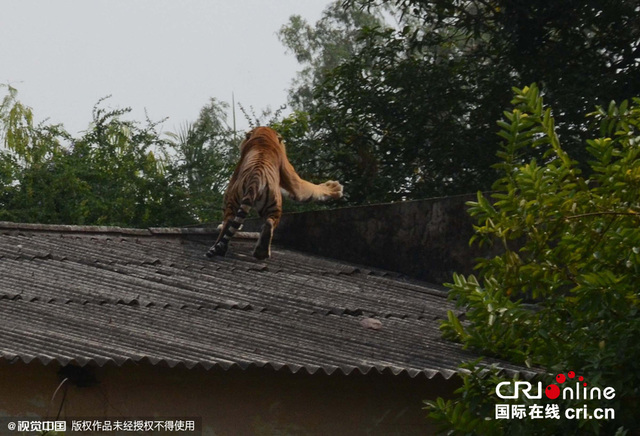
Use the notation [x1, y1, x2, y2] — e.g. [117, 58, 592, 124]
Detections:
[206, 126, 343, 260]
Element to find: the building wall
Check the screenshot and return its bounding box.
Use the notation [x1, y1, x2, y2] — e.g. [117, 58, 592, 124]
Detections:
[263, 194, 501, 284]
[0, 362, 458, 435]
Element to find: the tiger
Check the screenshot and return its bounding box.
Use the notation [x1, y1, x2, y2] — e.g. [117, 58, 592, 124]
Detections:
[206, 126, 343, 260]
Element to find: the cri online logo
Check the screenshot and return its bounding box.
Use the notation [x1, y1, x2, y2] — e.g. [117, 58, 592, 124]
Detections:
[546, 371, 584, 399]
[496, 371, 616, 401]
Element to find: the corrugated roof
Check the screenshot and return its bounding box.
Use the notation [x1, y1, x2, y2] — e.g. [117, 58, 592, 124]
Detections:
[0, 222, 536, 379]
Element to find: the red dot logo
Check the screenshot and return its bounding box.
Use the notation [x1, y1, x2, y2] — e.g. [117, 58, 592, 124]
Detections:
[578, 376, 584, 381]
[556, 373, 566, 383]
[545, 384, 561, 399]
[568, 371, 575, 379]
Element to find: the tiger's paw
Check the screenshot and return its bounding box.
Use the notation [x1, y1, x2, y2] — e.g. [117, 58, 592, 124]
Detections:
[253, 237, 271, 260]
[321, 180, 343, 200]
[206, 242, 228, 258]
[252, 245, 271, 260]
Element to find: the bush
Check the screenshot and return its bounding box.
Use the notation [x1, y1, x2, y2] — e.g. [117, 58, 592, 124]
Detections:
[426, 84, 640, 435]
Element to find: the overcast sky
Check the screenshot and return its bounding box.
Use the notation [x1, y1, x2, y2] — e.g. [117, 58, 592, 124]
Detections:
[0, 0, 330, 136]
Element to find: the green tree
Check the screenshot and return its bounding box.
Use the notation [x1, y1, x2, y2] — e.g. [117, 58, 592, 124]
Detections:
[278, 0, 386, 113]
[426, 84, 640, 434]
[280, 1, 514, 203]
[166, 98, 237, 223]
[66, 98, 192, 227]
[346, 0, 640, 158]
[0, 85, 72, 223]
[0, 89, 193, 227]
[279, 1, 640, 204]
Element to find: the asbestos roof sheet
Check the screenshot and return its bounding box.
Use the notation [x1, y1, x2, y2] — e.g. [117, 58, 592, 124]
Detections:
[0, 223, 535, 379]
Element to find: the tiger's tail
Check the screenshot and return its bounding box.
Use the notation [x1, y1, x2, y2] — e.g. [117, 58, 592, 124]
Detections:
[206, 197, 252, 257]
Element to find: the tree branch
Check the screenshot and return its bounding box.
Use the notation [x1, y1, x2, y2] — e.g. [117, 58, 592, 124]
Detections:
[565, 211, 639, 220]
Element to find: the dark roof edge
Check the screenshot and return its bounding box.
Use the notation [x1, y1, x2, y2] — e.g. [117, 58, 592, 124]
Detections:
[0, 221, 258, 239]
[0, 355, 541, 381]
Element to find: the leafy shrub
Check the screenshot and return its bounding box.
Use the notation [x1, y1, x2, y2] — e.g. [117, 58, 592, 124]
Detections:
[0, 87, 238, 227]
[426, 84, 640, 435]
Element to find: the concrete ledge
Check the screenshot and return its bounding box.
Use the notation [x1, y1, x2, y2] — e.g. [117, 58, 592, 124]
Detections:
[262, 194, 501, 284]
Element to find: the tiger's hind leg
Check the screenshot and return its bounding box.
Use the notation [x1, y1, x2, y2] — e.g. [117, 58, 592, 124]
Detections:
[252, 218, 275, 260]
[252, 191, 282, 260]
[207, 201, 251, 257]
[206, 219, 232, 257]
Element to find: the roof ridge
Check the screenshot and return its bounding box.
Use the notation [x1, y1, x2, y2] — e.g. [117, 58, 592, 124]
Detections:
[0, 221, 258, 238]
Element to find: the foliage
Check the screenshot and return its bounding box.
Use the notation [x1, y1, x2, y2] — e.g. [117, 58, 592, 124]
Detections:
[348, 0, 640, 155]
[426, 84, 640, 434]
[277, 0, 387, 113]
[0, 88, 211, 227]
[278, 1, 517, 203]
[279, 0, 640, 204]
[166, 98, 237, 223]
